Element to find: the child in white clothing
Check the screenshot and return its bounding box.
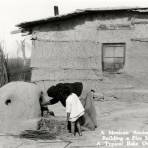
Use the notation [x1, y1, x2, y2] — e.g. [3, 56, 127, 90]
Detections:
[64, 88, 85, 136]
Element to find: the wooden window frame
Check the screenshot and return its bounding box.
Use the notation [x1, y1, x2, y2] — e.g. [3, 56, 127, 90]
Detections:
[102, 43, 126, 73]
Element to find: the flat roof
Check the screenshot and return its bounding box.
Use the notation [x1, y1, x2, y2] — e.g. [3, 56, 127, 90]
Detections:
[16, 7, 148, 29]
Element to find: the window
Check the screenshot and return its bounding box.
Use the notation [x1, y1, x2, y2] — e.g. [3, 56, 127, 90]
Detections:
[102, 43, 126, 73]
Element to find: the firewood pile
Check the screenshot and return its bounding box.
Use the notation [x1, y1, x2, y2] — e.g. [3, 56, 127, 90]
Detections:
[19, 130, 56, 140]
[20, 116, 68, 140]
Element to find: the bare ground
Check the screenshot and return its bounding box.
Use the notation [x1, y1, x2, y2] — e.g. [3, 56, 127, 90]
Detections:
[1, 92, 148, 147]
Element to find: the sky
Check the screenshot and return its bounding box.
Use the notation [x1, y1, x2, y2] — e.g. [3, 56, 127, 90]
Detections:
[1, 0, 148, 57]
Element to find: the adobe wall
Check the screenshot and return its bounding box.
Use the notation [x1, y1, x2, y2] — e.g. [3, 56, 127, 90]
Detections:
[30, 12, 148, 93]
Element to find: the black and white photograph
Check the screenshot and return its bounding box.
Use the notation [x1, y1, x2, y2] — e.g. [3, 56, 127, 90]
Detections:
[0, 0, 148, 147]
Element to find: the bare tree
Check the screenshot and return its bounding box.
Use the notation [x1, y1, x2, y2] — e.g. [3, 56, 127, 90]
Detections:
[16, 39, 26, 66]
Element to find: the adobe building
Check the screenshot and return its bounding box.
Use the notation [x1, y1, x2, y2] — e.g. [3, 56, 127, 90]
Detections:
[17, 7, 148, 92]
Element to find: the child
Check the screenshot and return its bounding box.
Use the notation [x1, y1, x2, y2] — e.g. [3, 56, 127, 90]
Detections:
[64, 87, 85, 136]
[39, 91, 55, 117]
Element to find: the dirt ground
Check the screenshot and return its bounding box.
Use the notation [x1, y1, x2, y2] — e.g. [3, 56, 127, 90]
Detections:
[1, 91, 148, 148]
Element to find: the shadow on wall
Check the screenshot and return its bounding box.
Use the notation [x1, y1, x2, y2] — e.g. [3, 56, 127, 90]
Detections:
[37, 11, 130, 32]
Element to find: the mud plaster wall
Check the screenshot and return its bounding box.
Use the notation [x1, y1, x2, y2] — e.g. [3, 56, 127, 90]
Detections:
[30, 12, 148, 93]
